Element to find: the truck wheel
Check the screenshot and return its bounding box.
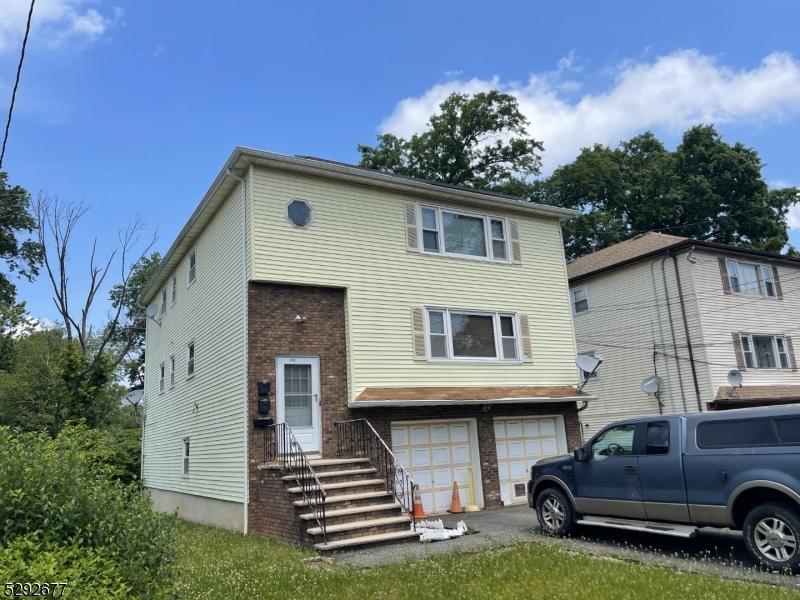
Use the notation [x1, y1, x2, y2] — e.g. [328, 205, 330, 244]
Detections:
[743, 503, 800, 572]
[536, 488, 574, 537]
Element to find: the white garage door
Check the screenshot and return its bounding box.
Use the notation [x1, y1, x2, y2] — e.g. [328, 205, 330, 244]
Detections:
[391, 421, 474, 515]
[494, 417, 564, 505]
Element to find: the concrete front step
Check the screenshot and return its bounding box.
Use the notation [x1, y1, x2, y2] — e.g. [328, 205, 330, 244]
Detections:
[281, 468, 377, 483]
[299, 503, 403, 521]
[306, 515, 411, 537]
[286, 478, 385, 495]
[314, 529, 421, 552]
[294, 490, 393, 508]
[307, 458, 370, 470]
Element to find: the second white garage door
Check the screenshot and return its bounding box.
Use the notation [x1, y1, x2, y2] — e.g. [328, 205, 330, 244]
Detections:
[391, 421, 476, 514]
[494, 416, 566, 505]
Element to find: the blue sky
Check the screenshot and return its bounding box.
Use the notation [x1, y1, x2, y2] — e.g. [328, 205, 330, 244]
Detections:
[1, 0, 800, 325]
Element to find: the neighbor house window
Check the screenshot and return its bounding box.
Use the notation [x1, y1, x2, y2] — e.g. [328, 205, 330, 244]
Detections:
[161, 289, 167, 315]
[578, 351, 599, 382]
[182, 439, 190, 476]
[571, 286, 589, 314]
[187, 342, 195, 378]
[726, 260, 776, 297]
[739, 334, 789, 369]
[171, 275, 177, 304]
[169, 355, 176, 388]
[419, 205, 508, 262]
[159, 362, 165, 393]
[188, 249, 196, 285]
[426, 308, 519, 361]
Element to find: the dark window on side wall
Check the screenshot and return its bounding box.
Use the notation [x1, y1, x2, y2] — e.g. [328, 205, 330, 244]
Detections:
[645, 422, 670, 455]
[697, 418, 779, 448]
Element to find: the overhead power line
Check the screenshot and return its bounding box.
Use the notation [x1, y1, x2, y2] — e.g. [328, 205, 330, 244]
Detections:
[0, 0, 36, 170]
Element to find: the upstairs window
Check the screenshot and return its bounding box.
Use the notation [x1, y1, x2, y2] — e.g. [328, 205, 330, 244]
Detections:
[739, 334, 790, 369]
[571, 286, 589, 315]
[426, 308, 520, 361]
[188, 249, 196, 285]
[419, 205, 508, 262]
[171, 275, 177, 304]
[578, 351, 599, 382]
[159, 363, 165, 393]
[161, 289, 167, 315]
[187, 342, 195, 378]
[726, 260, 776, 297]
[182, 439, 190, 476]
[169, 355, 176, 388]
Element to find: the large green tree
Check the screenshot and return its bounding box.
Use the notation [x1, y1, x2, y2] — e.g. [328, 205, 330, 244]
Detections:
[537, 125, 799, 260]
[358, 91, 544, 191]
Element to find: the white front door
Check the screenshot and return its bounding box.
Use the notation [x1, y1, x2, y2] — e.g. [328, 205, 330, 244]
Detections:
[276, 356, 321, 454]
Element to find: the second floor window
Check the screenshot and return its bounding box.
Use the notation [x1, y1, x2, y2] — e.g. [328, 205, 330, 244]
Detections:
[726, 260, 776, 297]
[169, 356, 176, 387]
[159, 363, 165, 392]
[571, 286, 589, 314]
[172, 275, 177, 304]
[187, 342, 195, 378]
[426, 308, 519, 361]
[161, 289, 167, 315]
[739, 334, 790, 369]
[419, 205, 508, 262]
[188, 249, 196, 285]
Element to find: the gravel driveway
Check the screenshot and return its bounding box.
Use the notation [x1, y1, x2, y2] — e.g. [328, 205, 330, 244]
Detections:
[332, 504, 800, 589]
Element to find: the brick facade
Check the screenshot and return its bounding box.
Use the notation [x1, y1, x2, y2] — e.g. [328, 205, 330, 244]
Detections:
[246, 281, 582, 536]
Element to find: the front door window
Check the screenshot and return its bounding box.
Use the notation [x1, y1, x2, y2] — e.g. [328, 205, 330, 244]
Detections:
[284, 364, 312, 427]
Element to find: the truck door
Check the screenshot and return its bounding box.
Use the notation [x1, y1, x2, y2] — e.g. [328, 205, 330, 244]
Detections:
[638, 419, 691, 523]
[573, 422, 646, 519]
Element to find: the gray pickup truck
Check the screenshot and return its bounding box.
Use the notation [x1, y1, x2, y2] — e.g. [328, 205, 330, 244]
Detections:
[528, 404, 800, 571]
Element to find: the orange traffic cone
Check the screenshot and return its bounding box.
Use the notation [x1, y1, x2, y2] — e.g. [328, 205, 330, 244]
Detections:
[447, 482, 464, 514]
[412, 484, 426, 519]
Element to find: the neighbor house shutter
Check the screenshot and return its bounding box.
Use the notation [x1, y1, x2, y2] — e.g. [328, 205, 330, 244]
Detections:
[509, 220, 522, 265]
[718, 258, 731, 295]
[519, 314, 533, 362]
[772, 266, 783, 299]
[411, 307, 427, 360]
[787, 337, 798, 371]
[732, 332, 746, 371]
[405, 202, 419, 252]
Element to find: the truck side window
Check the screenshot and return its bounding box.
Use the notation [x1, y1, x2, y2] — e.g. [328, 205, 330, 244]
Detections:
[645, 421, 670, 455]
[591, 424, 635, 461]
[775, 417, 800, 444]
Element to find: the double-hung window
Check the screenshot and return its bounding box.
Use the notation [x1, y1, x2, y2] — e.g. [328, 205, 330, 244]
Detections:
[187, 342, 196, 378]
[419, 205, 509, 262]
[169, 356, 176, 388]
[159, 363, 165, 393]
[182, 439, 190, 477]
[571, 286, 589, 315]
[426, 308, 520, 361]
[171, 275, 177, 304]
[161, 289, 167, 315]
[739, 334, 790, 369]
[726, 260, 776, 297]
[188, 249, 196, 285]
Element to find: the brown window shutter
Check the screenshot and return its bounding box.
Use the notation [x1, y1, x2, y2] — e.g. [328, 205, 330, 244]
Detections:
[731, 332, 746, 371]
[405, 202, 419, 252]
[411, 307, 427, 360]
[509, 220, 522, 265]
[772, 265, 783, 299]
[519, 314, 533, 362]
[787, 336, 797, 371]
[718, 258, 731, 294]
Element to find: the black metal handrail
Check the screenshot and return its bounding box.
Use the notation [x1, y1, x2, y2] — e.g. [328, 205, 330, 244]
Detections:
[265, 423, 327, 542]
[335, 419, 416, 530]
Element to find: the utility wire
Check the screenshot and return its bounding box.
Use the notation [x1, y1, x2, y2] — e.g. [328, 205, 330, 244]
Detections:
[0, 0, 36, 170]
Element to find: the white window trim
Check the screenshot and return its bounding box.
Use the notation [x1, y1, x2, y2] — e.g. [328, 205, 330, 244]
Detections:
[169, 355, 176, 388]
[571, 285, 590, 315]
[726, 259, 776, 298]
[160, 289, 167, 316]
[171, 275, 177, 305]
[182, 438, 190, 478]
[425, 307, 522, 363]
[187, 248, 197, 288]
[187, 340, 196, 379]
[158, 362, 165, 394]
[739, 333, 790, 370]
[418, 204, 510, 264]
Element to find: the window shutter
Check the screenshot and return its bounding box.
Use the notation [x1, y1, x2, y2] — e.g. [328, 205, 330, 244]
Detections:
[787, 336, 798, 371]
[519, 314, 533, 362]
[509, 220, 522, 264]
[772, 266, 783, 299]
[405, 202, 419, 252]
[731, 332, 746, 371]
[718, 258, 731, 295]
[411, 307, 427, 360]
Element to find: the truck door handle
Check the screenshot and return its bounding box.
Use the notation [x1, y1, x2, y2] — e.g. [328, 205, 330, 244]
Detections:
[625, 465, 637, 475]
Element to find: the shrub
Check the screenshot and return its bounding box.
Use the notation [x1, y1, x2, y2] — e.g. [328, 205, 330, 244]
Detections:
[0, 425, 178, 599]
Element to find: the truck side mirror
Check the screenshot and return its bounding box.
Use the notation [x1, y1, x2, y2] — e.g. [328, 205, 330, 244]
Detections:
[573, 447, 587, 462]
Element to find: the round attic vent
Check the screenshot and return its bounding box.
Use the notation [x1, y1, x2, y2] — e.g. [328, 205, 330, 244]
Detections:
[285, 199, 314, 228]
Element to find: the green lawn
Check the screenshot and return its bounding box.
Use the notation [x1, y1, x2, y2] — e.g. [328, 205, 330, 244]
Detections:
[175, 521, 799, 600]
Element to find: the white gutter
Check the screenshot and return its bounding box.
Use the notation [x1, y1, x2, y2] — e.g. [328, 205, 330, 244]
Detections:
[349, 395, 596, 408]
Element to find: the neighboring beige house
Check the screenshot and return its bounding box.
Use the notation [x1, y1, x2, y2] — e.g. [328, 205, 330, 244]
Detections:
[139, 148, 589, 549]
[569, 232, 800, 437]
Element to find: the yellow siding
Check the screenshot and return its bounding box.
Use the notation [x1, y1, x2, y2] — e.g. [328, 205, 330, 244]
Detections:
[142, 184, 246, 503]
[250, 167, 578, 397]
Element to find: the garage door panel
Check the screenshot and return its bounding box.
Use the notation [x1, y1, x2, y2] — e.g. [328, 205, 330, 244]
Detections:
[540, 419, 556, 436]
[498, 462, 509, 479]
[392, 428, 408, 447]
[432, 446, 451, 465]
[523, 421, 539, 437]
[507, 421, 523, 437]
[494, 422, 505, 438]
[450, 424, 468, 442]
[394, 449, 410, 468]
[411, 427, 429, 445]
[496, 442, 507, 459]
[431, 426, 448, 443]
[413, 469, 432, 490]
[526, 440, 541, 457]
[412, 448, 430, 467]
[510, 461, 527, 479]
[542, 439, 558, 454]
[508, 440, 524, 458]
[452, 445, 470, 463]
[453, 467, 469, 486]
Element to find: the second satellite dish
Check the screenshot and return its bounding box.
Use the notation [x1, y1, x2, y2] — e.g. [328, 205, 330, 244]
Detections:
[641, 375, 664, 394]
[146, 303, 159, 318]
[727, 369, 743, 387]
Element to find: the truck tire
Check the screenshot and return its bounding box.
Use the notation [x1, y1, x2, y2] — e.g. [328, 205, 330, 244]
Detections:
[743, 503, 800, 572]
[536, 487, 574, 537]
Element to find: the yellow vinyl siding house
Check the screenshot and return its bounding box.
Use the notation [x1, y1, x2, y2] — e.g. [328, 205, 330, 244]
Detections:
[569, 232, 800, 438]
[141, 148, 588, 541]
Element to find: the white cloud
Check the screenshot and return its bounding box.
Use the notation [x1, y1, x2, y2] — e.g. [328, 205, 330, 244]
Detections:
[379, 50, 800, 175]
[0, 0, 122, 54]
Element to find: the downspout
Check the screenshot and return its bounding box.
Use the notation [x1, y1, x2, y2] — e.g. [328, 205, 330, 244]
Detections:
[661, 255, 688, 412]
[224, 168, 249, 534]
[671, 253, 703, 412]
[650, 260, 677, 413]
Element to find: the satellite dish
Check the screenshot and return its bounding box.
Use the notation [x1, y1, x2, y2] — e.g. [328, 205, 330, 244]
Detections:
[727, 369, 743, 387]
[576, 354, 602, 374]
[641, 375, 664, 394]
[146, 303, 159, 318]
